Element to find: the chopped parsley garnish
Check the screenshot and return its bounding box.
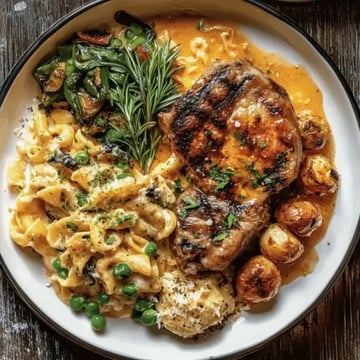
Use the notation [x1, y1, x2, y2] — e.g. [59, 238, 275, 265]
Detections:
[213, 232, 228, 242]
[66, 221, 78, 232]
[96, 214, 109, 223]
[247, 162, 272, 189]
[90, 171, 105, 187]
[276, 151, 288, 166]
[57, 170, 66, 183]
[179, 196, 200, 218]
[116, 173, 133, 179]
[75, 190, 88, 206]
[182, 196, 199, 208]
[225, 213, 237, 229]
[259, 141, 268, 149]
[262, 176, 273, 185]
[233, 132, 247, 145]
[116, 214, 135, 225]
[173, 178, 183, 195]
[105, 235, 117, 245]
[209, 164, 234, 191]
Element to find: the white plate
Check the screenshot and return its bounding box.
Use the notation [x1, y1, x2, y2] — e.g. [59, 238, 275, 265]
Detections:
[0, 1, 359, 359]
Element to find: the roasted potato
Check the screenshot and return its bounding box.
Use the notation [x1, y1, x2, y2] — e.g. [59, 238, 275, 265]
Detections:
[296, 110, 330, 150]
[275, 198, 323, 237]
[299, 154, 339, 196]
[235, 255, 281, 304]
[260, 223, 304, 263]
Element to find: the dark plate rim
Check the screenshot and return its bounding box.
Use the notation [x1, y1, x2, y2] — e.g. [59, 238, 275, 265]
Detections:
[0, 0, 359, 359]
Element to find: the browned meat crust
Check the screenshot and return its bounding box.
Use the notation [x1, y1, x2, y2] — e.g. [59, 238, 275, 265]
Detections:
[173, 189, 270, 273]
[159, 59, 302, 273]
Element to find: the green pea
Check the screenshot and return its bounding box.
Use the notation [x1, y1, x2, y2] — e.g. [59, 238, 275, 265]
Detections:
[134, 298, 154, 313]
[69, 294, 86, 312]
[131, 308, 142, 323]
[52, 258, 62, 271]
[122, 283, 137, 298]
[112, 263, 132, 279]
[97, 293, 110, 305]
[57, 268, 69, 279]
[91, 314, 106, 331]
[144, 241, 157, 256]
[84, 301, 100, 318]
[74, 151, 89, 165]
[53, 258, 68, 279]
[140, 309, 158, 326]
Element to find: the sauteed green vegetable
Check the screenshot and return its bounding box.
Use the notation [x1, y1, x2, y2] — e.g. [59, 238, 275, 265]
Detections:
[34, 11, 180, 172]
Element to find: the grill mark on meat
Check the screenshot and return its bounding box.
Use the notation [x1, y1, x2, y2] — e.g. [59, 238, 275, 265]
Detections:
[213, 75, 253, 111]
[159, 59, 302, 273]
[266, 104, 282, 116]
[171, 65, 254, 156]
[262, 97, 284, 116]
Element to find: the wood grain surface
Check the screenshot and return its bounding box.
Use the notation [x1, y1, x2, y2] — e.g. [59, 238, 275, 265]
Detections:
[0, 0, 359, 359]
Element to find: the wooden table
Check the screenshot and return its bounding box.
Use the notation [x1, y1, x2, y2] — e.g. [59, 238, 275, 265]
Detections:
[0, 0, 359, 359]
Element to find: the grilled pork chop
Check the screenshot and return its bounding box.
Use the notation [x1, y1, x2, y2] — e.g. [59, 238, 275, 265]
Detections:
[159, 59, 302, 274]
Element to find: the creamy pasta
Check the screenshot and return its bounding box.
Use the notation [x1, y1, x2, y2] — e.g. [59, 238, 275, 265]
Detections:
[9, 104, 180, 316]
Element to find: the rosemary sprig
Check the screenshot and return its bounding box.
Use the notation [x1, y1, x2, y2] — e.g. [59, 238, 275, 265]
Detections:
[109, 41, 181, 172]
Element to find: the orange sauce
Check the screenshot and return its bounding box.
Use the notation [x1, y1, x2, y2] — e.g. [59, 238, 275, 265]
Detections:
[151, 15, 337, 284]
